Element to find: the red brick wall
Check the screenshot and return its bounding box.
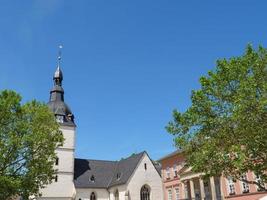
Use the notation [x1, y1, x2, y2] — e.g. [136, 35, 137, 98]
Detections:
[160, 153, 186, 200]
[160, 151, 267, 200]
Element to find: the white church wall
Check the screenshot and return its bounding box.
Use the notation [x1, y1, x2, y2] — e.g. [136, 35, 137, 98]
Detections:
[76, 188, 109, 200]
[126, 153, 164, 200]
[56, 149, 75, 173]
[39, 174, 75, 198]
[108, 185, 127, 200]
[38, 126, 76, 199]
[60, 125, 76, 150]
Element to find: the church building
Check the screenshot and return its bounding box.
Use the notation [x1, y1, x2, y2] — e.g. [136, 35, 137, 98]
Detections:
[38, 60, 163, 200]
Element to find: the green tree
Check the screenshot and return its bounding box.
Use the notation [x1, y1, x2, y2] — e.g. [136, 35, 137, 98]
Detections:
[0, 90, 64, 199]
[167, 45, 267, 190]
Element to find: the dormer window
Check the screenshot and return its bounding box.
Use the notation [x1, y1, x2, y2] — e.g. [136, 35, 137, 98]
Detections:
[117, 173, 121, 180]
[90, 175, 95, 182]
[56, 115, 64, 123]
[67, 113, 74, 122]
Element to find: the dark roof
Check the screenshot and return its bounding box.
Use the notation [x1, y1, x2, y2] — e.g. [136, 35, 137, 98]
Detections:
[108, 152, 144, 187]
[153, 161, 162, 175]
[74, 152, 147, 188]
[74, 159, 117, 188]
[54, 66, 63, 81]
[47, 66, 75, 127]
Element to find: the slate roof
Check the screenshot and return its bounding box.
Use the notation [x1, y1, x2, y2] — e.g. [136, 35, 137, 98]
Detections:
[74, 159, 117, 188]
[108, 152, 144, 187]
[153, 161, 162, 175]
[74, 151, 159, 188]
[48, 67, 75, 127]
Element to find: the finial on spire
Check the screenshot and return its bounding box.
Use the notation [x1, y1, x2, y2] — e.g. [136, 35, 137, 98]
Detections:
[54, 45, 64, 86]
[57, 45, 63, 67]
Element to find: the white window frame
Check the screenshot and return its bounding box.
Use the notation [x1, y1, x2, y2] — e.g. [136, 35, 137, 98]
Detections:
[168, 189, 172, 200]
[173, 164, 178, 178]
[175, 187, 179, 200]
[240, 173, 249, 193]
[254, 173, 266, 191]
[166, 167, 171, 179]
[227, 177, 235, 195]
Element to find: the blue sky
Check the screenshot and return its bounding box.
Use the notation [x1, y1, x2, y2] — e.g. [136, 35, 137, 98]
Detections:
[0, 0, 267, 161]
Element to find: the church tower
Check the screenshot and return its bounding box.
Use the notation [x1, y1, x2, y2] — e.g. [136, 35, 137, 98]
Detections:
[39, 50, 76, 199]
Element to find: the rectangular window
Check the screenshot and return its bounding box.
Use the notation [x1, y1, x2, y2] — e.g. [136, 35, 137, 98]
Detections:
[184, 184, 188, 199]
[175, 187, 179, 200]
[227, 177, 235, 195]
[55, 157, 59, 166]
[168, 189, 172, 200]
[173, 164, 178, 178]
[240, 174, 249, 193]
[255, 174, 266, 191]
[166, 167, 171, 179]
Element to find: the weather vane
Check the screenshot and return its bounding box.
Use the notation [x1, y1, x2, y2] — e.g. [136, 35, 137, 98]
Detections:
[58, 45, 63, 66]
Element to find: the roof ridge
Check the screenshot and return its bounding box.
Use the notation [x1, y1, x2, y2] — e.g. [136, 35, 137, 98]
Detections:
[75, 151, 146, 163]
[75, 158, 118, 163]
[107, 151, 146, 188]
[119, 151, 146, 161]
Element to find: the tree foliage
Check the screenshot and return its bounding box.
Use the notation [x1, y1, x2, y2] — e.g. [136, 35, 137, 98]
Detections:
[167, 45, 267, 189]
[0, 90, 64, 199]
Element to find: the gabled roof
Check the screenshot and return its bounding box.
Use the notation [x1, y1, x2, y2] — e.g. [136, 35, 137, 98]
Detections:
[74, 151, 146, 188]
[108, 152, 145, 187]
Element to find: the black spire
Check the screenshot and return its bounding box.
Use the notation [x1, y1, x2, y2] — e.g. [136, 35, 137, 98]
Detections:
[47, 46, 75, 126]
[54, 66, 63, 86]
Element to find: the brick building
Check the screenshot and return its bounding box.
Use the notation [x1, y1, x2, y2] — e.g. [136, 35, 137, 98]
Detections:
[159, 150, 267, 200]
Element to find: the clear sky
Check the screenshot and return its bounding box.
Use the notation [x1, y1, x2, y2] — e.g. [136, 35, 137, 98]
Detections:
[0, 0, 267, 161]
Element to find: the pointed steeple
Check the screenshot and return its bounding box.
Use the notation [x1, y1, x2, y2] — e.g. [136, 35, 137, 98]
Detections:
[47, 46, 75, 126]
[54, 66, 63, 86]
[53, 45, 63, 86]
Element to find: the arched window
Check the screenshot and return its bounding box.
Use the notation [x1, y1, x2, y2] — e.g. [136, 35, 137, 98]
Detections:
[90, 192, 96, 200]
[115, 189, 119, 200]
[140, 185, 150, 200]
